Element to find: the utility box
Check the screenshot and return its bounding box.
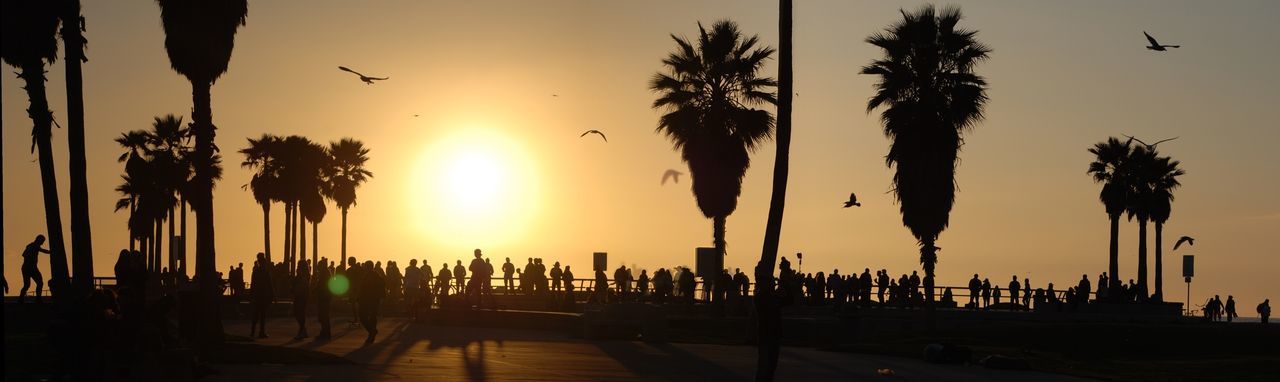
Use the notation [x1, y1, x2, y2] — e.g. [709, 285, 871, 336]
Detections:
[593, 252, 608, 272]
[695, 247, 721, 277]
[1183, 255, 1194, 281]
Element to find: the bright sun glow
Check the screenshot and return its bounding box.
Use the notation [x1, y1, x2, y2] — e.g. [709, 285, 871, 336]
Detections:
[412, 126, 540, 248]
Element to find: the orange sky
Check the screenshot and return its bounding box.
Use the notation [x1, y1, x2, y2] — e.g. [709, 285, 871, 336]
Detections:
[3, 1, 1277, 310]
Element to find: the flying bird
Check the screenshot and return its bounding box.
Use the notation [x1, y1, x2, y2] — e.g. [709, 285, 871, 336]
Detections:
[1143, 32, 1180, 51]
[580, 129, 607, 142]
[842, 193, 861, 208]
[1174, 236, 1195, 250]
[338, 66, 389, 84]
[661, 169, 684, 185]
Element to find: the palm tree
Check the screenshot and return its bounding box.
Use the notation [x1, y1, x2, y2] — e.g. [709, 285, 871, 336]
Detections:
[240, 134, 282, 263]
[148, 115, 191, 276]
[59, 0, 94, 294]
[861, 5, 990, 310]
[756, 2, 792, 380]
[1125, 145, 1160, 301]
[1146, 153, 1183, 302]
[156, 0, 248, 341]
[1088, 137, 1133, 296]
[114, 116, 188, 275]
[328, 138, 372, 267]
[2, 0, 72, 298]
[650, 20, 777, 259]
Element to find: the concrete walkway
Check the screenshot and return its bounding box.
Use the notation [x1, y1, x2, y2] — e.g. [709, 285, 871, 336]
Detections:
[217, 316, 1095, 381]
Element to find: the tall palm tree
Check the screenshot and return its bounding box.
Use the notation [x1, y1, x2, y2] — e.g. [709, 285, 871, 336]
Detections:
[328, 138, 372, 267]
[1146, 154, 1183, 302]
[861, 5, 990, 310]
[240, 134, 282, 263]
[1125, 145, 1159, 301]
[148, 115, 191, 275]
[756, 2, 792, 380]
[1088, 137, 1133, 296]
[156, 0, 247, 340]
[2, 0, 72, 298]
[650, 20, 777, 259]
[59, 0, 94, 293]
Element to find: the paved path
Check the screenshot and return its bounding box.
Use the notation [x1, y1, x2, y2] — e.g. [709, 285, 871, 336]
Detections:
[217, 316, 1094, 381]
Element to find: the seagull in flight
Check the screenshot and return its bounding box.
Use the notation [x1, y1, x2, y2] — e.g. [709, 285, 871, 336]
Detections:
[580, 129, 607, 142]
[1143, 32, 1180, 51]
[1174, 236, 1195, 250]
[661, 169, 684, 185]
[338, 66, 389, 84]
[842, 193, 861, 208]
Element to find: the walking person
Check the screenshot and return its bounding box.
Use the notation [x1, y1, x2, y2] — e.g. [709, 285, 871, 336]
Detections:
[314, 259, 333, 340]
[1225, 295, 1238, 323]
[292, 261, 311, 339]
[358, 261, 386, 344]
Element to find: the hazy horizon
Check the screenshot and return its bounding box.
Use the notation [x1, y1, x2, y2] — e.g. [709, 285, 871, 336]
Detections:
[3, 0, 1277, 309]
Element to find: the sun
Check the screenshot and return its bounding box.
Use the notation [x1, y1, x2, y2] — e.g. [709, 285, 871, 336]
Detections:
[412, 127, 540, 247]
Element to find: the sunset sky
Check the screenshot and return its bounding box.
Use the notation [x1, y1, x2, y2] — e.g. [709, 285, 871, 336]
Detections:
[3, 0, 1277, 309]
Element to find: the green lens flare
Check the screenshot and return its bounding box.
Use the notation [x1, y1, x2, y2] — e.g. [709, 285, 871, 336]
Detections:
[329, 274, 350, 296]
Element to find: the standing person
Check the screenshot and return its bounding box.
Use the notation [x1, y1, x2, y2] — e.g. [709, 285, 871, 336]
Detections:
[993, 286, 1002, 308]
[594, 268, 610, 304]
[314, 259, 333, 340]
[967, 274, 982, 310]
[453, 260, 466, 295]
[249, 253, 274, 339]
[1008, 276, 1021, 307]
[404, 259, 421, 314]
[502, 258, 515, 294]
[1258, 299, 1270, 324]
[562, 266, 576, 304]
[436, 263, 452, 299]
[637, 269, 650, 300]
[292, 261, 311, 339]
[1022, 278, 1033, 309]
[874, 270, 887, 305]
[1225, 296, 1238, 323]
[467, 250, 485, 303]
[18, 235, 51, 303]
[981, 278, 992, 308]
[346, 257, 362, 327]
[358, 261, 386, 344]
[1078, 274, 1092, 304]
[550, 262, 563, 293]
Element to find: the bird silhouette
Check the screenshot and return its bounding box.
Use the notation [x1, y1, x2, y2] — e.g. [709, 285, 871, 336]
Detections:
[338, 66, 389, 84]
[661, 169, 684, 185]
[1143, 32, 1180, 51]
[1174, 236, 1195, 250]
[842, 193, 861, 208]
[580, 130, 607, 142]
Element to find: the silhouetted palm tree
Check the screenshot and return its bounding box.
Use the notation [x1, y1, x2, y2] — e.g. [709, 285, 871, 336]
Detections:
[157, 0, 248, 341]
[240, 134, 283, 263]
[328, 138, 372, 267]
[756, 2, 792, 380]
[59, 0, 94, 293]
[861, 5, 990, 310]
[2, 0, 71, 298]
[651, 20, 777, 258]
[1146, 154, 1183, 302]
[114, 115, 189, 274]
[1088, 137, 1133, 295]
[1125, 145, 1160, 300]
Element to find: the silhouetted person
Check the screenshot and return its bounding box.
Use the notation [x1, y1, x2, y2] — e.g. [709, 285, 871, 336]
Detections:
[436, 263, 452, 299]
[942, 287, 954, 304]
[735, 268, 750, 298]
[347, 257, 362, 326]
[967, 274, 981, 309]
[1225, 296, 1238, 323]
[19, 235, 50, 303]
[1258, 299, 1270, 324]
[876, 270, 888, 305]
[404, 259, 421, 313]
[502, 258, 515, 294]
[358, 261, 386, 344]
[1008, 276, 1021, 307]
[551, 261, 563, 292]
[454, 260, 466, 295]
[1078, 274, 1092, 304]
[1022, 278, 1033, 308]
[638, 269, 650, 300]
[250, 253, 274, 338]
[467, 249, 487, 305]
[981, 278, 992, 308]
[314, 259, 333, 340]
[293, 261, 311, 339]
[594, 269, 609, 304]
[993, 286, 1001, 308]
[562, 266, 576, 304]
[859, 269, 873, 306]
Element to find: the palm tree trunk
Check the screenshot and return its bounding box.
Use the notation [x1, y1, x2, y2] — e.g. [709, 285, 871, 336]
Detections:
[180, 196, 187, 276]
[921, 240, 938, 313]
[155, 218, 164, 274]
[1108, 214, 1120, 299]
[20, 62, 72, 299]
[169, 205, 177, 276]
[61, 0, 94, 295]
[341, 207, 348, 267]
[1153, 221, 1164, 302]
[754, 1, 791, 380]
[262, 202, 271, 263]
[1137, 218, 1148, 301]
[299, 211, 307, 272]
[189, 79, 223, 343]
[312, 222, 318, 267]
[129, 198, 137, 251]
[712, 215, 727, 257]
